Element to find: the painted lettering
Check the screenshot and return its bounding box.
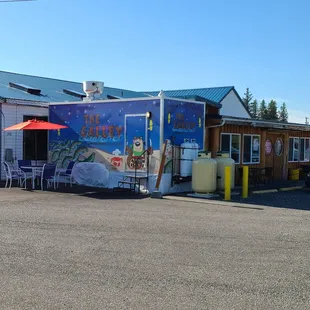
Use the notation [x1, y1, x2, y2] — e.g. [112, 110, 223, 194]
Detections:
[115, 126, 123, 137]
[79, 123, 124, 140]
[108, 126, 114, 137]
[102, 126, 108, 138]
[88, 126, 95, 137]
[84, 114, 89, 124]
[80, 126, 87, 138]
[176, 113, 184, 120]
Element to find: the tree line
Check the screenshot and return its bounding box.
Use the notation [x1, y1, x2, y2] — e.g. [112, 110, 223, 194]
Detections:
[242, 88, 288, 122]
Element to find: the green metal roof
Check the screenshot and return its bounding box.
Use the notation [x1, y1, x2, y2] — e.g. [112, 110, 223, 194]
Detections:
[0, 70, 146, 104]
[143, 86, 234, 104]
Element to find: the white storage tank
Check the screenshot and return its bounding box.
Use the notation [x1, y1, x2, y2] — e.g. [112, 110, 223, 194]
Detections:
[192, 152, 217, 193]
[180, 138, 198, 177]
[191, 138, 199, 162]
[215, 152, 235, 190]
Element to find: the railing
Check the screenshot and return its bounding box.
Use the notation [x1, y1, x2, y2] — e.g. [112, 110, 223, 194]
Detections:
[133, 149, 150, 188]
[169, 144, 200, 186]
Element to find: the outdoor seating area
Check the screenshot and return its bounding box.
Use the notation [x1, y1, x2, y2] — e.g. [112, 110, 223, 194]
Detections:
[2, 160, 76, 190]
[236, 164, 310, 190]
[1, 118, 74, 191]
[238, 166, 274, 187]
[249, 167, 274, 186]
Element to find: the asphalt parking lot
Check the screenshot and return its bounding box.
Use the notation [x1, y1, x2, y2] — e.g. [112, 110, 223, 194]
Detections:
[0, 188, 309, 309]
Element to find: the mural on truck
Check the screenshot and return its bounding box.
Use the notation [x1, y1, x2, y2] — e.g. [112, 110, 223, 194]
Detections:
[163, 99, 205, 148]
[162, 99, 205, 174]
[49, 99, 161, 173]
[124, 114, 153, 171]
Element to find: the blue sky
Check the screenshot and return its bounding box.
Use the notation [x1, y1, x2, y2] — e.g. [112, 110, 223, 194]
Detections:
[0, 0, 309, 122]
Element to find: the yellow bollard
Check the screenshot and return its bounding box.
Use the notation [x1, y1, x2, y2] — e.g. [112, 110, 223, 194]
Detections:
[242, 166, 249, 199]
[224, 166, 231, 201]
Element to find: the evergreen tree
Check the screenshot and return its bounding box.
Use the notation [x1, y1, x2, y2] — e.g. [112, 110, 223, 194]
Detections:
[249, 99, 258, 118]
[266, 100, 278, 120]
[242, 88, 253, 113]
[259, 100, 268, 119]
[279, 102, 288, 122]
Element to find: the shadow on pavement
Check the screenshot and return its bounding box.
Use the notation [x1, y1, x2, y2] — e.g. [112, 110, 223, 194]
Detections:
[232, 190, 310, 211]
[41, 184, 149, 200]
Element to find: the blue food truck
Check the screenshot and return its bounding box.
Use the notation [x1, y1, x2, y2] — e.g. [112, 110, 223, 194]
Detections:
[49, 93, 205, 193]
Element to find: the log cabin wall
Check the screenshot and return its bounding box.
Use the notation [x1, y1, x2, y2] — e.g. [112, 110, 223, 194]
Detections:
[207, 123, 310, 184]
[218, 124, 265, 184]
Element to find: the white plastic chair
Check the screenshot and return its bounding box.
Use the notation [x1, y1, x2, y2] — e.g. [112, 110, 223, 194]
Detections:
[3, 161, 23, 189]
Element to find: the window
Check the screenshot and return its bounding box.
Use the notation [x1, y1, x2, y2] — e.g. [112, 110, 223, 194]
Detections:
[289, 137, 310, 162]
[23, 115, 48, 160]
[220, 133, 240, 163]
[301, 138, 310, 162]
[289, 137, 300, 162]
[243, 135, 260, 164]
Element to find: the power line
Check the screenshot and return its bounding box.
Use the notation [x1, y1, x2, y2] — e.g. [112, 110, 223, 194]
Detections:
[0, 0, 36, 3]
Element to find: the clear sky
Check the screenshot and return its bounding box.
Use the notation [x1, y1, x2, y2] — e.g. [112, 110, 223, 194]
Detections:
[0, 0, 309, 122]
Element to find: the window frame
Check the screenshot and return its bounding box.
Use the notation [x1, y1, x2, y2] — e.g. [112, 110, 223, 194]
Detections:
[242, 134, 261, 165]
[289, 137, 310, 163]
[220, 133, 241, 164]
[301, 138, 310, 162]
[288, 137, 301, 163]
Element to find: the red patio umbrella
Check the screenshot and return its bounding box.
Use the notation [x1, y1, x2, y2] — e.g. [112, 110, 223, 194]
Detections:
[3, 119, 68, 163]
[3, 119, 68, 131]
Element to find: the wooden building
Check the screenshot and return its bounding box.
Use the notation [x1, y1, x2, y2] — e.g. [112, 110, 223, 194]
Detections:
[207, 116, 310, 184]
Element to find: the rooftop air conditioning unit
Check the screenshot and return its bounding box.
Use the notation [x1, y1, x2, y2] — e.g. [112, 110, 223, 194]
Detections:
[82, 81, 104, 100]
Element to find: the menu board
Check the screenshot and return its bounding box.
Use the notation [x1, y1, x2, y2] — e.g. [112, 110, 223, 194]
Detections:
[265, 139, 273, 155]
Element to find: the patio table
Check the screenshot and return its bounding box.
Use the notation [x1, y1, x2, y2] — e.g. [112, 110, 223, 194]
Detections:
[21, 166, 43, 190]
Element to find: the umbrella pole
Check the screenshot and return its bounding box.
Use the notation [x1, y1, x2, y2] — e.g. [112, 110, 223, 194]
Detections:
[35, 131, 38, 166]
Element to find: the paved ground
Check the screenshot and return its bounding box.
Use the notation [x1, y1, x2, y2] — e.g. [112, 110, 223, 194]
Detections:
[0, 189, 310, 309]
[231, 189, 310, 210]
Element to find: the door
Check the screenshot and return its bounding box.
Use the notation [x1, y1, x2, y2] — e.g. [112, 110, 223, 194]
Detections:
[124, 114, 148, 172]
[265, 133, 285, 180]
[23, 115, 48, 161]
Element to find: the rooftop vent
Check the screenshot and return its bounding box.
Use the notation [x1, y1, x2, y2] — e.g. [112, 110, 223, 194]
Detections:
[83, 81, 104, 100]
[9, 82, 41, 96]
[63, 89, 86, 99]
[107, 94, 122, 99]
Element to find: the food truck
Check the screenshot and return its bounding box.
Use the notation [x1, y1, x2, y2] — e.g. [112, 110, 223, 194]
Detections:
[48, 87, 206, 194]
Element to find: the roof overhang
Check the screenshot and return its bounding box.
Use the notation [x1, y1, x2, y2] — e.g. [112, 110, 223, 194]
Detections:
[173, 95, 222, 108]
[223, 117, 310, 132]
